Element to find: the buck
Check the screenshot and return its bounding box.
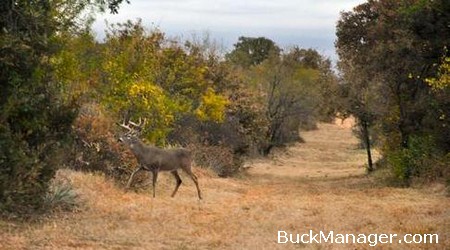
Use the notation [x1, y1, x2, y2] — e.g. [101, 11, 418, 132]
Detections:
[118, 118, 202, 200]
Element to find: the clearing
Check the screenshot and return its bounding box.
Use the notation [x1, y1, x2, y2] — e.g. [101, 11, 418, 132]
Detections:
[1, 120, 449, 249]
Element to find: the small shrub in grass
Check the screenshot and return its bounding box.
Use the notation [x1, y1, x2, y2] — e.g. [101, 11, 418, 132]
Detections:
[44, 171, 79, 212]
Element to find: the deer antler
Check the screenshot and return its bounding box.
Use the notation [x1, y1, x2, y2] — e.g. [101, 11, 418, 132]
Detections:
[118, 120, 133, 133]
[128, 117, 142, 128]
[118, 117, 146, 135]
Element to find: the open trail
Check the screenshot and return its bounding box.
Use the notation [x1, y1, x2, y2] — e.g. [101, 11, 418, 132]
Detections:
[1, 121, 449, 249]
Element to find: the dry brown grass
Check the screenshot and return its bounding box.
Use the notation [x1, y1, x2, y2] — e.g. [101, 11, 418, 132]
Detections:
[1, 121, 448, 249]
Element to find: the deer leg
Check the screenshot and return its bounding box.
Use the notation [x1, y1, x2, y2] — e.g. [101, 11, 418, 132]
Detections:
[126, 166, 142, 189]
[170, 170, 182, 198]
[184, 169, 202, 200]
[151, 169, 158, 198]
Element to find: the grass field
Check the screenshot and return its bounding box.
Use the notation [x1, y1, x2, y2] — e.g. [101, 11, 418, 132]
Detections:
[1, 120, 448, 249]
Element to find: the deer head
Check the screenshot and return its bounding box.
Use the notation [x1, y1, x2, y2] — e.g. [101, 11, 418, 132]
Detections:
[117, 117, 146, 147]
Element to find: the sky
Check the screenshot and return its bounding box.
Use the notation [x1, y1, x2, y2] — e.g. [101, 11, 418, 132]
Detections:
[92, 0, 366, 61]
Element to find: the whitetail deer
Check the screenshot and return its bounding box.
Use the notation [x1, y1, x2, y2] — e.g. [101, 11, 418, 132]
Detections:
[118, 118, 202, 199]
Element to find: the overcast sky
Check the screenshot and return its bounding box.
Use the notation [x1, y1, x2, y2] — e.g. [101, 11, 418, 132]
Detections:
[92, 0, 365, 61]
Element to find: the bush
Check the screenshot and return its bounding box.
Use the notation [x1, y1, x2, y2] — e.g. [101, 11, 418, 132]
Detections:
[44, 171, 79, 212]
[190, 144, 242, 177]
[0, 127, 53, 214]
[387, 149, 412, 185]
[0, 0, 79, 216]
[387, 135, 448, 185]
[69, 103, 135, 182]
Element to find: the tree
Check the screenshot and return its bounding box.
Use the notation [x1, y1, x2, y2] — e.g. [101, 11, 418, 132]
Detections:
[100, 20, 229, 144]
[243, 47, 332, 155]
[285, 47, 339, 123]
[0, 0, 127, 215]
[336, 0, 450, 182]
[226, 36, 280, 68]
[336, 1, 379, 172]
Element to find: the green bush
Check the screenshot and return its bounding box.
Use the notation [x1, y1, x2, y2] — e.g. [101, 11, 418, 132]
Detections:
[0, 0, 77, 216]
[387, 135, 446, 185]
[0, 110, 75, 215]
[387, 148, 412, 185]
[0, 127, 51, 214]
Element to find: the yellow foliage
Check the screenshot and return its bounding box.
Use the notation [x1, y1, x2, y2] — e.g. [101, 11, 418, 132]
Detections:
[426, 56, 450, 90]
[195, 88, 229, 122]
[129, 83, 163, 99]
[126, 82, 182, 142]
[100, 22, 231, 144]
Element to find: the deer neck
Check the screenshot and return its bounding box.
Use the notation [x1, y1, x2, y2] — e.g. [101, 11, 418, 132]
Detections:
[129, 139, 146, 155]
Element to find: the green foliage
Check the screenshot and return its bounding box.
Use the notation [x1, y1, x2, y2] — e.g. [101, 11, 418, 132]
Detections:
[0, 126, 54, 213]
[241, 47, 336, 154]
[0, 0, 76, 215]
[387, 135, 444, 185]
[226, 36, 280, 68]
[0, 0, 126, 216]
[336, 0, 450, 183]
[100, 21, 229, 144]
[220, 74, 271, 156]
[51, 31, 102, 105]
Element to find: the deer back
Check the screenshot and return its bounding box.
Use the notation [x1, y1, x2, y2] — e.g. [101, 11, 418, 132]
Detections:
[151, 147, 192, 171]
[127, 139, 191, 171]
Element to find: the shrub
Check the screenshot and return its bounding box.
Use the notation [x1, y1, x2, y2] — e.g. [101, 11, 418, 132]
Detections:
[387, 135, 447, 185]
[189, 144, 242, 177]
[0, 127, 51, 214]
[0, 0, 81, 216]
[69, 103, 136, 182]
[44, 171, 79, 212]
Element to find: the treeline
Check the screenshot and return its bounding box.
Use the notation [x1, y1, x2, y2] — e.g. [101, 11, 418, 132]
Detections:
[335, 0, 450, 185]
[62, 22, 336, 175]
[0, 1, 337, 214]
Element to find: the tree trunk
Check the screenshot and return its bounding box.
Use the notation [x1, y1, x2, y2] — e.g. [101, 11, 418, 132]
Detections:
[361, 120, 373, 172]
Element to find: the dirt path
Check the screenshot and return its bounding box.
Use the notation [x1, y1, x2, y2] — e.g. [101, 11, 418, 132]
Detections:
[1, 122, 449, 249]
[249, 121, 367, 180]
